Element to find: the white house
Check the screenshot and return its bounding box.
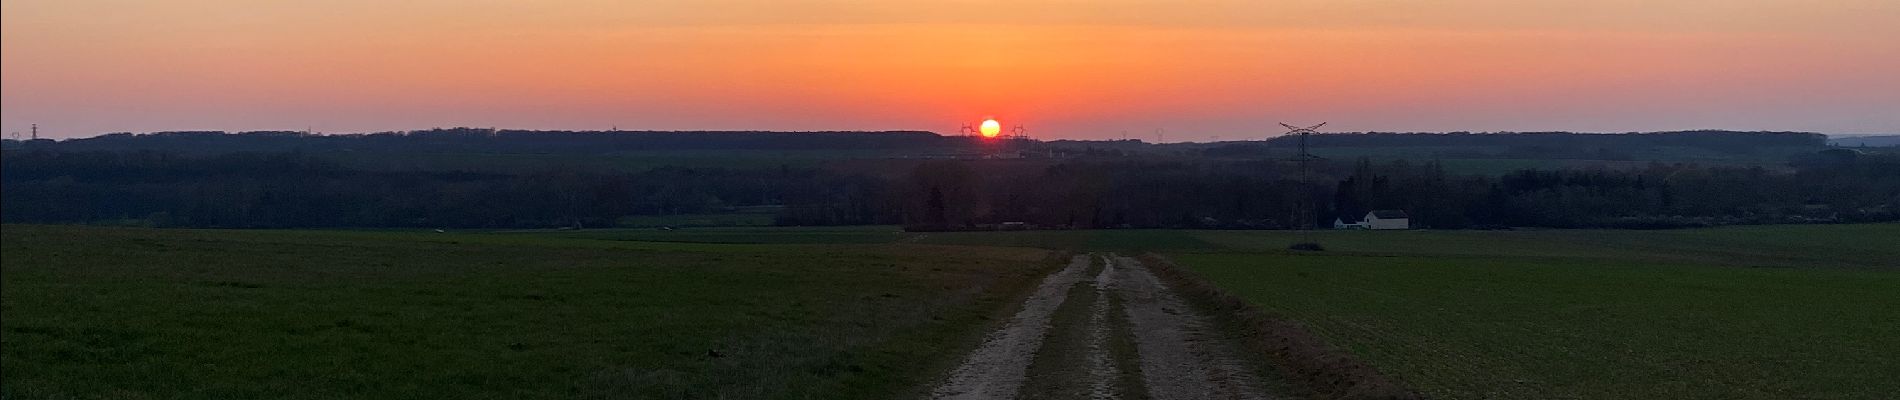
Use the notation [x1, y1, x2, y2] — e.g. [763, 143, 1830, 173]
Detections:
[1364, 210, 1410, 230]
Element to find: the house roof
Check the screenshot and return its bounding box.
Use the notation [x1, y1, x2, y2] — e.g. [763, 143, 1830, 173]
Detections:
[1368, 210, 1408, 219]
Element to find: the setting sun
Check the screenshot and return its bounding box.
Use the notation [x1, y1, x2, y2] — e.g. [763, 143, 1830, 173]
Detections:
[979, 119, 1001, 138]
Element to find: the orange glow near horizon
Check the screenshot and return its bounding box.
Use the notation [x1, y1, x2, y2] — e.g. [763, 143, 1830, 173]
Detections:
[3, 1, 1897, 139]
[979, 119, 1002, 138]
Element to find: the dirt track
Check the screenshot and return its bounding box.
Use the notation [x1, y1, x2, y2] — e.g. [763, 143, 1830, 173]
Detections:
[927, 254, 1270, 400]
[930, 255, 1093, 399]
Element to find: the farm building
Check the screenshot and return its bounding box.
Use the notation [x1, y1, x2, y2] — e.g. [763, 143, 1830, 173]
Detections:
[1333, 215, 1368, 230]
[1335, 210, 1409, 230]
[1365, 210, 1410, 230]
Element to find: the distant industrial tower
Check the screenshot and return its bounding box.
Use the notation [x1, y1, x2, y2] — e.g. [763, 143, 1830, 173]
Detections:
[31, 124, 38, 140]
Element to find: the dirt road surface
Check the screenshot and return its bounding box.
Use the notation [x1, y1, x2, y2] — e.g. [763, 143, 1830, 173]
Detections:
[931, 255, 1093, 399]
[927, 253, 1271, 400]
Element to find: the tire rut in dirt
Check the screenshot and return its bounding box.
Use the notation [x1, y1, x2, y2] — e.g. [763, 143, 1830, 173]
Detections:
[930, 255, 1092, 400]
[1112, 255, 1271, 400]
[1084, 255, 1128, 400]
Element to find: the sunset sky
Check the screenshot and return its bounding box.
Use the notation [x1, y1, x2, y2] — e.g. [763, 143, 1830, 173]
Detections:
[4, 0, 1897, 140]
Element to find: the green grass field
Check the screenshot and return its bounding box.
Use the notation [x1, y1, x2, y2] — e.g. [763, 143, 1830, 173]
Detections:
[1172, 252, 1899, 399]
[0, 225, 1055, 399]
[6, 223, 1895, 399]
[916, 225, 1900, 398]
[570, 223, 1900, 398]
[1163, 225, 1900, 399]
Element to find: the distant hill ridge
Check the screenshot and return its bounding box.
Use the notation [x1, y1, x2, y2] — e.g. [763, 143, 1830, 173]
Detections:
[1261, 130, 1825, 148]
[6, 128, 959, 153]
[2, 128, 1834, 153]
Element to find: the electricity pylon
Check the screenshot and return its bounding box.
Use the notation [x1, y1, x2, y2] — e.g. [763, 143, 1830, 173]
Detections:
[1280, 122, 1327, 233]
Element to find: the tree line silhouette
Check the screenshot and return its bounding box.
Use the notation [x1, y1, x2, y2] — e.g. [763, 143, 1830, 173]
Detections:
[2, 130, 1890, 230]
[5, 128, 1825, 155]
[4, 150, 1893, 230]
[896, 155, 1896, 230]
